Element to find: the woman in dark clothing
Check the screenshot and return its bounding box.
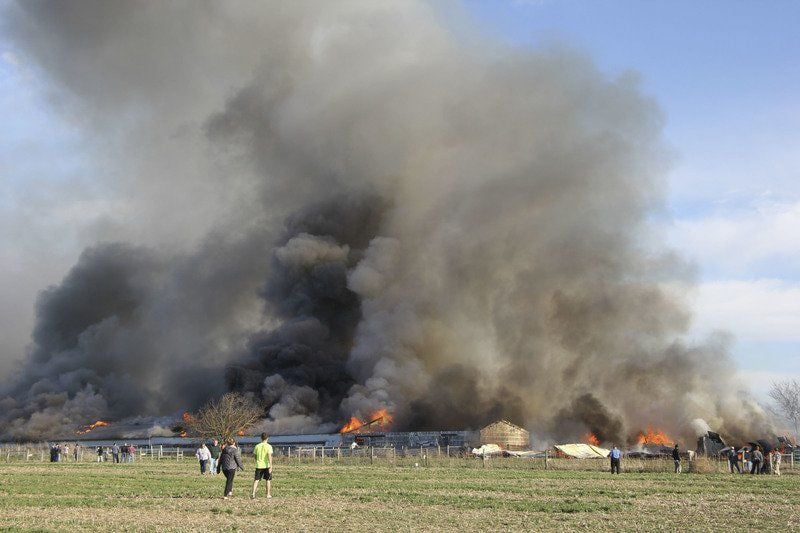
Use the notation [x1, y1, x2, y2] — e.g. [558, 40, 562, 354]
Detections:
[219, 438, 244, 498]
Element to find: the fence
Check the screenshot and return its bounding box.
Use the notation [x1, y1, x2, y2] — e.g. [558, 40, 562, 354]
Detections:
[1, 443, 796, 474]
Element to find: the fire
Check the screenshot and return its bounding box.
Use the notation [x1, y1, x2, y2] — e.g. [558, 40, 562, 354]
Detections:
[237, 430, 245, 436]
[76, 420, 109, 435]
[174, 412, 195, 437]
[584, 432, 600, 446]
[637, 427, 672, 445]
[340, 416, 364, 434]
[339, 408, 393, 433]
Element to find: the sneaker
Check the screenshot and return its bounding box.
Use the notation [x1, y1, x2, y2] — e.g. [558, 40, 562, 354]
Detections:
[250, 494, 255, 500]
[267, 495, 272, 499]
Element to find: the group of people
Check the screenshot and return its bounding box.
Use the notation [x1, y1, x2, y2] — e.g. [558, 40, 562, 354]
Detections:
[609, 443, 786, 475]
[194, 440, 221, 474]
[107, 443, 138, 463]
[725, 445, 783, 475]
[195, 433, 273, 499]
[49, 443, 70, 462]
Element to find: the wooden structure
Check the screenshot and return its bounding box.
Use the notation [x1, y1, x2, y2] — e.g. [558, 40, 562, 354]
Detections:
[479, 420, 530, 451]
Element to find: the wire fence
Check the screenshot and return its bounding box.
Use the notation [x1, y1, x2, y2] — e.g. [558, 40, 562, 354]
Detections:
[2, 442, 796, 474]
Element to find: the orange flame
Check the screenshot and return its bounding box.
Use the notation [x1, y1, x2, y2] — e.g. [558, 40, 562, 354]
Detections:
[339, 409, 393, 433]
[237, 430, 245, 436]
[182, 412, 196, 424]
[584, 432, 600, 446]
[637, 427, 672, 445]
[340, 416, 364, 433]
[76, 420, 109, 435]
[179, 430, 188, 438]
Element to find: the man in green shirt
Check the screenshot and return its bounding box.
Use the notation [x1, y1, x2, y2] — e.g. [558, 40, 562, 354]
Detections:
[208, 439, 221, 475]
[251, 432, 273, 499]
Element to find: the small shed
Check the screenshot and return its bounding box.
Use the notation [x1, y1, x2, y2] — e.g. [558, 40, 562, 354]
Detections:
[479, 420, 530, 451]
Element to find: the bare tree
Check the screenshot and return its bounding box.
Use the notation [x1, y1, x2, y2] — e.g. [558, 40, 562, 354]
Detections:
[768, 379, 800, 441]
[185, 393, 263, 442]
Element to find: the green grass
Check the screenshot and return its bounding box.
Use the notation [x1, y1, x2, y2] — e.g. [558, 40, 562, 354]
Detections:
[1, 459, 799, 531]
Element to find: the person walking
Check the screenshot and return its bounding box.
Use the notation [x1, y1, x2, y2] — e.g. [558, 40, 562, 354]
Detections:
[208, 440, 221, 476]
[672, 444, 681, 474]
[726, 446, 741, 473]
[750, 446, 763, 474]
[220, 438, 244, 499]
[196, 443, 211, 475]
[609, 446, 621, 474]
[251, 433, 274, 499]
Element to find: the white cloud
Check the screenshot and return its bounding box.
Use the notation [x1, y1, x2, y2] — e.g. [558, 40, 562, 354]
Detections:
[688, 279, 800, 343]
[668, 199, 800, 277]
[1, 51, 19, 67]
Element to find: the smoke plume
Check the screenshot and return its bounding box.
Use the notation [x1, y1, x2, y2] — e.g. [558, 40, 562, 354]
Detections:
[0, 0, 772, 443]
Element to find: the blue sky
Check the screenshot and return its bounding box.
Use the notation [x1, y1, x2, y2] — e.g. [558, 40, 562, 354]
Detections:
[1, 0, 798, 395]
[458, 0, 800, 393]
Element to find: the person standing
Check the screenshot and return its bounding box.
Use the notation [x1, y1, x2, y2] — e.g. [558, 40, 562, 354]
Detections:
[771, 449, 782, 476]
[96, 446, 104, 462]
[112, 443, 120, 464]
[74, 443, 80, 462]
[727, 447, 741, 473]
[208, 440, 221, 475]
[129, 444, 136, 463]
[196, 443, 211, 475]
[672, 444, 681, 474]
[251, 433, 274, 499]
[220, 438, 244, 499]
[751, 446, 763, 474]
[609, 446, 621, 474]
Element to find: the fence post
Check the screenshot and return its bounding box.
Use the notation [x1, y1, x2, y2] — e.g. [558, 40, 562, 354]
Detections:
[337, 447, 341, 461]
[482, 454, 486, 468]
[370, 446, 374, 465]
[544, 450, 548, 470]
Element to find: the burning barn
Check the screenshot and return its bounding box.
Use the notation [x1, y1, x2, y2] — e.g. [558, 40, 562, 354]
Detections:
[479, 420, 530, 451]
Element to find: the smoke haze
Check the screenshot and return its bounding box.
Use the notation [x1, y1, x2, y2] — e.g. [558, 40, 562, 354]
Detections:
[0, 0, 772, 443]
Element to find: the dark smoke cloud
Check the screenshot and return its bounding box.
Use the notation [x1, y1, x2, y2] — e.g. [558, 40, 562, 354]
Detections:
[0, 0, 774, 443]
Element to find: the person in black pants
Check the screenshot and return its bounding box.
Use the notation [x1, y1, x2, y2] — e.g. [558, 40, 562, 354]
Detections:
[219, 438, 244, 499]
[609, 446, 621, 474]
[672, 444, 681, 474]
[750, 446, 763, 475]
[727, 447, 741, 473]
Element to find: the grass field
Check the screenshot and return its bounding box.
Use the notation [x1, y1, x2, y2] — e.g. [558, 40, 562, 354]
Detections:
[1, 458, 799, 531]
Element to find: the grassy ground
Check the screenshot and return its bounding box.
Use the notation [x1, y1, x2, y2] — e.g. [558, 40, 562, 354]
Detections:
[1, 459, 799, 531]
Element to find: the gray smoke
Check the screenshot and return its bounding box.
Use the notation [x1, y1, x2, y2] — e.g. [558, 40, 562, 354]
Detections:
[0, 0, 773, 443]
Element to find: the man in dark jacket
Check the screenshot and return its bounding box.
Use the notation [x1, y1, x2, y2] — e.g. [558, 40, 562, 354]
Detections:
[727, 447, 741, 473]
[672, 444, 681, 473]
[219, 438, 245, 498]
